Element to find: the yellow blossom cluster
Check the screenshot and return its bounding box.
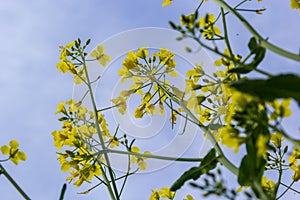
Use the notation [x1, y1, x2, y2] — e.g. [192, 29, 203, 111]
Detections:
[56, 41, 111, 85]
[52, 99, 118, 187]
[113, 47, 179, 123]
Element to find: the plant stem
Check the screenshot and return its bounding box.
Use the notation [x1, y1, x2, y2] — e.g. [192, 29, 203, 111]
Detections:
[59, 184, 67, 200]
[279, 181, 298, 196]
[274, 149, 283, 198]
[99, 149, 203, 162]
[213, 0, 300, 62]
[221, 8, 235, 63]
[81, 54, 119, 200]
[0, 164, 30, 200]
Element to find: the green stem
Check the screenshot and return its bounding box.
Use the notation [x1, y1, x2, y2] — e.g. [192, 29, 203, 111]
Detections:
[156, 81, 239, 175]
[221, 7, 241, 80]
[59, 184, 67, 200]
[213, 0, 300, 62]
[99, 149, 203, 162]
[221, 8, 235, 63]
[254, 68, 273, 77]
[279, 182, 299, 196]
[81, 55, 119, 200]
[0, 164, 30, 200]
[274, 149, 283, 198]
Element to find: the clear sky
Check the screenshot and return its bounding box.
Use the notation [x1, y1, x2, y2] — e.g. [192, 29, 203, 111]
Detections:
[0, 0, 299, 200]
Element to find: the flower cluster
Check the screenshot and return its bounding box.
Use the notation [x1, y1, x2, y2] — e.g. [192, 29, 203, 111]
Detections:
[52, 99, 106, 186]
[56, 39, 111, 85]
[54, 41, 153, 192]
[113, 47, 179, 123]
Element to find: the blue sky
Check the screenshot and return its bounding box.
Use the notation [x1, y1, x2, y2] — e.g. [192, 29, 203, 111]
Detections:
[0, 0, 299, 200]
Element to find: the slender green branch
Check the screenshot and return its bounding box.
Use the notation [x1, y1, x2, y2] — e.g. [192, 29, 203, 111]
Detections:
[273, 149, 283, 198]
[279, 181, 299, 197]
[118, 150, 132, 198]
[59, 184, 67, 200]
[213, 0, 300, 62]
[81, 52, 119, 200]
[221, 7, 240, 79]
[254, 68, 273, 78]
[0, 164, 30, 200]
[98, 149, 203, 162]
[221, 8, 235, 63]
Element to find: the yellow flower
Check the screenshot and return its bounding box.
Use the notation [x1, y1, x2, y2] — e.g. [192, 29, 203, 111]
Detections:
[184, 194, 194, 200]
[149, 187, 175, 200]
[170, 111, 177, 124]
[59, 41, 75, 61]
[145, 103, 158, 115]
[136, 47, 148, 59]
[291, 0, 300, 12]
[153, 48, 175, 66]
[57, 41, 77, 74]
[198, 14, 221, 39]
[180, 14, 197, 28]
[134, 105, 145, 118]
[1, 140, 26, 165]
[199, 108, 211, 124]
[149, 189, 160, 200]
[269, 98, 292, 120]
[109, 136, 119, 148]
[270, 132, 284, 148]
[186, 64, 205, 82]
[289, 148, 300, 168]
[98, 113, 110, 137]
[186, 92, 204, 112]
[261, 176, 275, 192]
[159, 187, 175, 199]
[292, 164, 300, 181]
[123, 51, 138, 70]
[54, 102, 66, 114]
[111, 96, 127, 114]
[118, 67, 132, 83]
[56, 61, 77, 74]
[220, 126, 242, 153]
[90, 45, 111, 66]
[162, 0, 172, 7]
[130, 146, 151, 170]
[217, 105, 227, 116]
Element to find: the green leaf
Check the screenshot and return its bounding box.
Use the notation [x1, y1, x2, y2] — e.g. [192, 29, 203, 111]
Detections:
[238, 154, 266, 186]
[248, 37, 258, 53]
[229, 37, 266, 74]
[169, 21, 178, 30]
[170, 149, 217, 191]
[231, 74, 300, 105]
[228, 65, 257, 74]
